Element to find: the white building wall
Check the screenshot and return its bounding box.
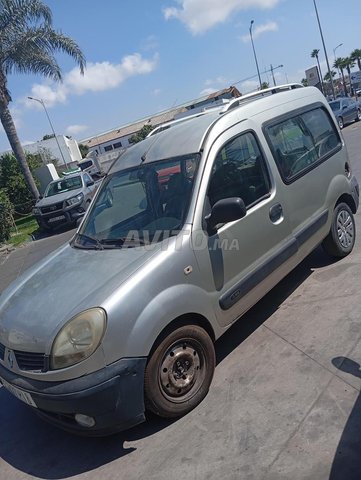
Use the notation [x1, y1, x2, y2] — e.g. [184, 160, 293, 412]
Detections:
[23, 136, 81, 167]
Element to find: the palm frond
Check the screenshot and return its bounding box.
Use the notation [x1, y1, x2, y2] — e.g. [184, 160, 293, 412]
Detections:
[0, 0, 52, 33]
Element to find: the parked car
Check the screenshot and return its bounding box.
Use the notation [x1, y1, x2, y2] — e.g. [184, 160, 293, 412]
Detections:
[0, 85, 359, 435]
[32, 172, 98, 231]
[329, 97, 361, 129]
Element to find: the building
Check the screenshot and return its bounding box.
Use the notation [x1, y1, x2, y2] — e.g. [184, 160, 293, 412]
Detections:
[79, 86, 241, 165]
[23, 135, 82, 169]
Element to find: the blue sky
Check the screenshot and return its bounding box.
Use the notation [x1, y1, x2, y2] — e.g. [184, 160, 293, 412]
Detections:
[1, 0, 360, 151]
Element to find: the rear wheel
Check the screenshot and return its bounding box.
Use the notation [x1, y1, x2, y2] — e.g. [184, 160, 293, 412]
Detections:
[338, 116, 344, 129]
[322, 203, 355, 258]
[144, 325, 215, 418]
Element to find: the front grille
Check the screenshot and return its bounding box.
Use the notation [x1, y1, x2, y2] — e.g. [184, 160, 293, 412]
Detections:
[14, 350, 46, 371]
[0, 342, 46, 371]
[41, 201, 63, 214]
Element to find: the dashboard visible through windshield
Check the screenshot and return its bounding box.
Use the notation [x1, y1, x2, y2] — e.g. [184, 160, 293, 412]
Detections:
[73, 154, 199, 249]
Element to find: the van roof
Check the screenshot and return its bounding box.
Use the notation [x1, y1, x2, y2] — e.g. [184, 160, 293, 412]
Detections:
[109, 84, 321, 174]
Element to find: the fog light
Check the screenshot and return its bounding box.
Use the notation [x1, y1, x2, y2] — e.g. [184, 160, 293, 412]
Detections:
[75, 413, 96, 428]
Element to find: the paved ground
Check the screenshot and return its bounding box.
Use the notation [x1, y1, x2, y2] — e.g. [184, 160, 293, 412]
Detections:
[1, 122, 361, 480]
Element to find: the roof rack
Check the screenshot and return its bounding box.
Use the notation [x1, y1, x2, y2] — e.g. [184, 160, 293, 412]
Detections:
[147, 104, 228, 138]
[220, 83, 304, 113]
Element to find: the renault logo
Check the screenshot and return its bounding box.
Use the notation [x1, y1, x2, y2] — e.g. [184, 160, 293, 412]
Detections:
[6, 349, 15, 369]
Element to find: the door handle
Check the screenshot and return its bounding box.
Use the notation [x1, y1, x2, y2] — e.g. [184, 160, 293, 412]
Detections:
[269, 203, 283, 223]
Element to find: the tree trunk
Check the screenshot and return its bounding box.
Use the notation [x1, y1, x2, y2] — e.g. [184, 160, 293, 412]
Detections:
[340, 69, 347, 97]
[0, 100, 39, 200]
[346, 67, 354, 96]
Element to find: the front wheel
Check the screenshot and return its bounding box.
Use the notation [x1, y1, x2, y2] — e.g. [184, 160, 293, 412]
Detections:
[338, 116, 344, 129]
[322, 203, 355, 258]
[356, 109, 361, 122]
[144, 325, 215, 418]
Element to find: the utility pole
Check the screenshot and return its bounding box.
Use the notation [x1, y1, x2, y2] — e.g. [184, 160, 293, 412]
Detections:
[270, 64, 276, 86]
[249, 20, 262, 91]
[312, 0, 336, 99]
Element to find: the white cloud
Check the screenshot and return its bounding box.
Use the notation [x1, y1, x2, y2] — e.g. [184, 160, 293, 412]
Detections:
[65, 124, 89, 136]
[152, 88, 161, 96]
[241, 20, 278, 42]
[25, 53, 159, 108]
[205, 76, 229, 87]
[141, 35, 159, 51]
[163, 0, 280, 34]
[239, 79, 259, 92]
[199, 87, 218, 96]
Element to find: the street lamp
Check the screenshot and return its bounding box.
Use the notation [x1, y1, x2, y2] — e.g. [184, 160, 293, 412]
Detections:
[249, 20, 262, 91]
[333, 43, 343, 63]
[312, 0, 336, 99]
[27, 96, 68, 169]
[333, 43, 343, 81]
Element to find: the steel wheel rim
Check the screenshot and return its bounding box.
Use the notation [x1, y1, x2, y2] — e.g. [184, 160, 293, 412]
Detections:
[338, 117, 343, 129]
[358, 110, 361, 121]
[159, 339, 206, 403]
[337, 209, 354, 249]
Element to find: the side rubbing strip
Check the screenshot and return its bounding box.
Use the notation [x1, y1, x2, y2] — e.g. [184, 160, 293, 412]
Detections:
[219, 209, 329, 311]
[219, 238, 298, 311]
[295, 210, 328, 247]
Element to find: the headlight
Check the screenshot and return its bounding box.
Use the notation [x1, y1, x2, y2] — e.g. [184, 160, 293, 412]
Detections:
[66, 193, 84, 207]
[50, 308, 106, 370]
[33, 207, 40, 215]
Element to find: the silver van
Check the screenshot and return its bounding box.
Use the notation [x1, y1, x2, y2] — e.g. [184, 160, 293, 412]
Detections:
[0, 85, 359, 435]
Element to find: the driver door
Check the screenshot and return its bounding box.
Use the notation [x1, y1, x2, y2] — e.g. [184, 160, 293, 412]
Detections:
[193, 128, 293, 327]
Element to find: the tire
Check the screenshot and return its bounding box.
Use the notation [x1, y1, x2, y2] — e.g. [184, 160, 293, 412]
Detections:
[356, 109, 361, 122]
[144, 325, 215, 418]
[322, 203, 356, 258]
[338, 116, 344, 129]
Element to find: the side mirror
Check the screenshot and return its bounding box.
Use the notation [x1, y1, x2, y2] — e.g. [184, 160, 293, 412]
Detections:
[205, 197, 247, 235]
[342, 105, 348, 110]
[38, 195, 43, 200]
[86, 180, 95, 187]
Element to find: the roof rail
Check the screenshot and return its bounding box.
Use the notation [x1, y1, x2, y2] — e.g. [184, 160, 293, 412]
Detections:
[220, 83, 304, 113]
[147, 104, 227, 138]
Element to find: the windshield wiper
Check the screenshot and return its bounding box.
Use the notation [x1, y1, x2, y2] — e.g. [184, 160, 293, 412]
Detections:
[99, 236, 149, 248]
[73, 233, 104, 250]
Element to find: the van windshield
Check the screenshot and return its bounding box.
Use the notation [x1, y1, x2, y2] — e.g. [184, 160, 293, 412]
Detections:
[73, 154, 199, 249]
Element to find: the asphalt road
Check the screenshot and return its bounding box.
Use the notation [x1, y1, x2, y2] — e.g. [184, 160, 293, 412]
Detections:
[1, 121, 361, 480]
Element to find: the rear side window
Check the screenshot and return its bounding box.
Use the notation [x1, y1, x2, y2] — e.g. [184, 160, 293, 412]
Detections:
[266, 107, 341, 183]
[208, 132, 271, 208]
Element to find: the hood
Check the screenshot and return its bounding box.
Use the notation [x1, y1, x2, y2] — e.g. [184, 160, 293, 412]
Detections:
[36, 188, 83, 207]
[0, 243, 159, 353]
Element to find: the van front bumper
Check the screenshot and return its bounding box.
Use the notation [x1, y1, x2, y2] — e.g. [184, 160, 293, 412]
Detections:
[0, 357, 147, 436]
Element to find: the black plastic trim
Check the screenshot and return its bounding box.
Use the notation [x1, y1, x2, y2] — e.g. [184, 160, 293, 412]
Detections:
[219, 209, 329, 311]
[0, 357, 147, 435]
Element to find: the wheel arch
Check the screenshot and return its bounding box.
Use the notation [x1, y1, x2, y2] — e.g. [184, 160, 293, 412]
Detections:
[335, 193, 357, 214]
[147, 313, 216, 360]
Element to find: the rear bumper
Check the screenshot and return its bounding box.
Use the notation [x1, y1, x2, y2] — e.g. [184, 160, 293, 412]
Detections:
[0, 357, 147, 436]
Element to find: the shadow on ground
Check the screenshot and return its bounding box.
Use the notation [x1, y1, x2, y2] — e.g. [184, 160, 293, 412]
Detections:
[0, 246, 338, 479]
[330, 357, 361, 480]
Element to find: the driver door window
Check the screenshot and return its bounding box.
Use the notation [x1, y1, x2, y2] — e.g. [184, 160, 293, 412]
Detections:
[207, 132, 271, 208]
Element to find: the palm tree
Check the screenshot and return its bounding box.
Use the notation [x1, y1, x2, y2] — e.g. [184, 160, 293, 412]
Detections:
[350, 49, 361, 71]
[324, 70, 336, 82]
[311, 49, 324, 93]
[343, 57, 355, 96]
[0, 0, 86, 199]
[334, 57, 348, 97]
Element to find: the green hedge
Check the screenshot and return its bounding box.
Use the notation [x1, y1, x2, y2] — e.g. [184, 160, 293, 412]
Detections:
[0, 189, 14, 243]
